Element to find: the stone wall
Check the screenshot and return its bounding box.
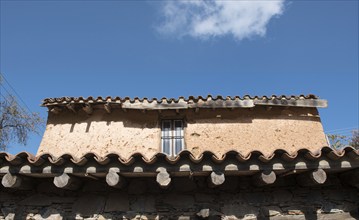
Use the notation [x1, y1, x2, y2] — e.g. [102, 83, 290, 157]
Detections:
[38, 107, 327, 158]
[1, 174, 358, 220]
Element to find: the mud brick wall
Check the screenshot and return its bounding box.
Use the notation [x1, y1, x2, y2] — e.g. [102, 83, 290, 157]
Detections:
[38, 107, 328, 158]
[1, 174, 358, 220]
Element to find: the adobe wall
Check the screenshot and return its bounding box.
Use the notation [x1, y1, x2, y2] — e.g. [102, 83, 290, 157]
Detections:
[38, 107, 328, 158]
[0, 175, 358, 219]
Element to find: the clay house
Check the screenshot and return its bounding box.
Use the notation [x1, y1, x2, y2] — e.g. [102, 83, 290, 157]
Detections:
[0, 95, 358, 220]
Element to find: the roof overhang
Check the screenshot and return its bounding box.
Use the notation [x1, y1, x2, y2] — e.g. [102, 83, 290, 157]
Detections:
[41, 95, 328, 111]
[1, 147, 357, 190]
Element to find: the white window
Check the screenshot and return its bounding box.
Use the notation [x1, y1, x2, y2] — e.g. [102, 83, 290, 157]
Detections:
[161, 120, 184, 156]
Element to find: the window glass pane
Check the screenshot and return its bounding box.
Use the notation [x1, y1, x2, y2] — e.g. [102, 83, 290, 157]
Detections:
[162, 120, 184, 156]
[162, 121, 171, 137]
[174, 138, 182, 155]
[174, 120, 182, 137]
[163, 139, 171, 155]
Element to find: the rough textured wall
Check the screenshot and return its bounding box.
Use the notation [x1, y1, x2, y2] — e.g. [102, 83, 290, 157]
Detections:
[38, 110, 161, 159]
[0, 175, 358, 220]
[184, 107, 327, 157]
[38, 107, 327, 158]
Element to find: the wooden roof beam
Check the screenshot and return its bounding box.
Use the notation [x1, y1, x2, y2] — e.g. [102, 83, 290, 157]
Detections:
[104, 102, 111, 114]
[156, 167, 171, 189]
[82, 104, 93, 115]
[53, 173, 82, 190]
[208, 171, 225, 188]
[252, 170, 276, 186]
[50, 106, 62, 114]
[296, 168, 327, 186]
[1, 172, 33, 190]
[106, 170, 127, 188]
[66, 103, 77, 113]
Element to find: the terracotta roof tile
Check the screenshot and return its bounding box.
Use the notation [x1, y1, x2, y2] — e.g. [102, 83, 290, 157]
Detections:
[1, 147, 357, 167]
[41, 94, 327, 109]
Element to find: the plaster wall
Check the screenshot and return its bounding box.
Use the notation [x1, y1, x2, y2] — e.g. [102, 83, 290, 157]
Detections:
[184, 107, 327, 157]
[38, 107, 328, 158]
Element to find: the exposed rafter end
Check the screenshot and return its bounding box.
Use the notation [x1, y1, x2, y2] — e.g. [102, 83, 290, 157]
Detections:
[66, 103, 77, 113]
[106, 170, 126, 188]
[104, 102, 112, 114]
[1, 173, 33, 190]
[50, 106, 62, 114]
[82, 104, 93, 115]
[53, 173, 82, 190]
[208, 171, 225, 188]
[297, 168, 327, 187]
[252, 170, 276, 186]
[156, 168, 171, 189]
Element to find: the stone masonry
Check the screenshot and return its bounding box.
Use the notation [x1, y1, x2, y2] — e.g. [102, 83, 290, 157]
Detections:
[1, 174, 358, 220]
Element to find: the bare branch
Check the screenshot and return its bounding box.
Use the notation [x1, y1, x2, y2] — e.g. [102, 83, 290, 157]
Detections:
[0, 94, 43, 150]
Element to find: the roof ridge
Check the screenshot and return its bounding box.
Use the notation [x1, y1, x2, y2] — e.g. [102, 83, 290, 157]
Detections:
[41, 94, 326, 108]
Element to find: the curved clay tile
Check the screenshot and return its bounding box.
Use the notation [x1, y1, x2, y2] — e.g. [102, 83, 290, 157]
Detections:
[165, 151, 192, 164]
[235, 152, 252, 162]
[42, 94, 324, 107]
[141, 153, 161, 165]
[48, 153, 74, 166]
[2, 147, 358, 167]
[119, 152, 147, 166]
[71, 152, 99, 166]
[340, 146, 359, 159]
[94, 152, 119, 165]
[0, 152, 23, 165]
[211, 153, 227, 164]
[31, 154, 52, 166]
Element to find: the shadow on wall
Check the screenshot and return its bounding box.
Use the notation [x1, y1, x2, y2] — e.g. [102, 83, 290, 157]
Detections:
[46, 107, 321, 134]
[48, 110, 160, 133]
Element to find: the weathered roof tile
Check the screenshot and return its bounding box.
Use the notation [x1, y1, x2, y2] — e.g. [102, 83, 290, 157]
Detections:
[42, 94, 327, 109]
[1, 147, 357, 167]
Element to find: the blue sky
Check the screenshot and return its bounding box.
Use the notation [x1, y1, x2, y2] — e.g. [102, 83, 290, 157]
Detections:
[0, 0, 358, 154]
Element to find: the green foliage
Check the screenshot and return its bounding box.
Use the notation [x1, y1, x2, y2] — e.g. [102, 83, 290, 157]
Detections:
[327, 134, 349, 149]
[327, 130, 359, 149]
[0, 95, 43, 151]
[349, 130, 359, 149]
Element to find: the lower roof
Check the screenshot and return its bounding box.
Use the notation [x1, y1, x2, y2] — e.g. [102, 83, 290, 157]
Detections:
[0, 147, 357, 173]
[0, 147, 358, 190]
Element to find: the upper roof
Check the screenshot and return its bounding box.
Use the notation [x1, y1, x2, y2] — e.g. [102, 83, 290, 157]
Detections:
[42, 94, 328, 110]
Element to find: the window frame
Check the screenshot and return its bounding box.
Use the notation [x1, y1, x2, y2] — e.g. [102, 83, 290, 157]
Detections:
[161, 119, 185, 156]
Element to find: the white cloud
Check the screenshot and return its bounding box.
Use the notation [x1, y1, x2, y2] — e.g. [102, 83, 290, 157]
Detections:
[156, 0, 285, 41]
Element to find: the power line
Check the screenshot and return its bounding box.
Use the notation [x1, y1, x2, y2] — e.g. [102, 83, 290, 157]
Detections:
[325, 127, 358, 133]
[0, 93, 12, 106]
[0, 73, 36, 117]
[0, 93, 43, 137]
[0, 73, 45, 130]
[0, 93, 44, 136]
